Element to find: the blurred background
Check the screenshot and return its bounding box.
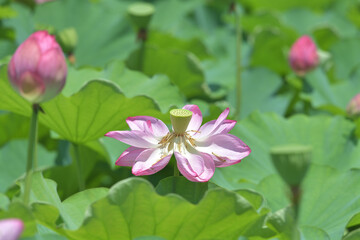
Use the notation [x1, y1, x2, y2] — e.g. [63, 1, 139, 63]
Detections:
[2, 1, 360, 239]
[1, 0, 359, 120]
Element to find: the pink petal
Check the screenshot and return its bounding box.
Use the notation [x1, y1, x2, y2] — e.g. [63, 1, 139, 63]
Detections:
[174, 148, 215, 182]
[126, 116, 169, 137]
[105, 130, 159, 148]
[35, 0, 54, 4]
[31, 31, 59, 53]
[196, 134, 251, 167]
[200, 119, 236, 136]
[196, 108, 230, 139]
[12, 38, 41, 78]
[37, 49, 67, 85]
[132, 148, 172, 175]
[183, 105, 202, 132]
[0, 218, 24, 240]
[115, 146, 145, 166]
[7, 59, 18, 86]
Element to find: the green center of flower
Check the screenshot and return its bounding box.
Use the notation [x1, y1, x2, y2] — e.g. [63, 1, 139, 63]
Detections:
[170, 109, 192, 134]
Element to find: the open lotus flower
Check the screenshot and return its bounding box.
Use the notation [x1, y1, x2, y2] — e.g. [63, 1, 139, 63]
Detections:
[105, 105, 251, 182]
[289, 35, 319, 76]
[0, 219, 24, 240]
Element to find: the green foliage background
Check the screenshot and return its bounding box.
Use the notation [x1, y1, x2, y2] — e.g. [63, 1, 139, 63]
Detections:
[1, 0, 360, 239]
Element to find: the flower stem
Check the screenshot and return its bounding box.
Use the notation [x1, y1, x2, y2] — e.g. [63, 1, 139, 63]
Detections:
[73, 144, 85, 191]
[285, 89, 300, 117]
[137, 28, 147, 72]
[23, 104, 39, 205]
[232, 2, 242, 119]
[291, 185, 301, 221]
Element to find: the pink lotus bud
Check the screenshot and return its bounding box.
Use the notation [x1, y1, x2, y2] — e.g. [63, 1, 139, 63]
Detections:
[347, 94, 360, 117]
[289, 35, 319, 76]
[0, 219, 24, 240]
[35, 0, 54, 4]
[8, 30, 67, 103]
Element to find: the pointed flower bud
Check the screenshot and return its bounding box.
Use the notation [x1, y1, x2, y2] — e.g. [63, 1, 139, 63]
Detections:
[35, 0, 54, 4]
[57, 27, 78, 54]
[289, 35, 319, 76]
[347, 94, 360, 117]
[0, 219, 24, 240]
[8, 30, 67, 103]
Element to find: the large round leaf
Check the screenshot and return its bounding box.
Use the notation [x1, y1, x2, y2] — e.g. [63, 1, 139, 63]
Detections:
[212, 112, 360, 239]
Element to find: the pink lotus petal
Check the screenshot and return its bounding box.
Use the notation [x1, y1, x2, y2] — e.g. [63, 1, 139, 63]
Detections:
[12, 38, 41, 78]
[196, 108, 230, 139]
[214, 119, 236, 134]
[196, 134, 251, 167]
[174, 148, 215, 182]
[183, 105, 203, 132]
[105, 130, 159, 148]
[0, 218, 24, 240]
[132, 148, 172, 175]
[199, 119, 236, 136]
[116, 146, 145, 166]
[31, 31, 59, 53]
[37, 49, 67, 85]
[126, 116, 169, 137]
[347, 93, 360, 116]
[35, 0, 54, 5]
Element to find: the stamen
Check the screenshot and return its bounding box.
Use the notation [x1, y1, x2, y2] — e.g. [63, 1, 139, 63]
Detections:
[185, 133, 197, 147]
[189, 130, 201, 133]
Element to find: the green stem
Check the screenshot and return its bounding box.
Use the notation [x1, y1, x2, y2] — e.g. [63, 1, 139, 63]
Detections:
[291, 185, 301, 222]
[137, 28, 147, 72]
[303, 101, 310, 115]
[23, 104, 39, 205]
[174, 163, 180, 177]
[285, 89, 300, 117]
[233, 2, 242, 119]
[73, 144, 85, 191]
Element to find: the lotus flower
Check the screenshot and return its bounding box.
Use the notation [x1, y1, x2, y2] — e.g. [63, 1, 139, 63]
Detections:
[289, 35, 319, 76]
[347, 94, 360, 117]
[105, 105, 251, 182]
[0, 219, 24, 240]
[8, 30, 67, 103]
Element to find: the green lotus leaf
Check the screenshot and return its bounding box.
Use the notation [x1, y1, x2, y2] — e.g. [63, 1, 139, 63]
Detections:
[29, 176, 277, 240]
[155, 176, 208, 204]
[0, 140, 56, 192]
[0, 193, 9, 210]
[343, 229, 360, 240]
[20, 172, 108, 230]
[59, 61, 184, 113]
[127, 45, 208, 99]
[66, 178, 274, 240]
[212, 112, 360, 239]
[305, 68, 360, 115]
